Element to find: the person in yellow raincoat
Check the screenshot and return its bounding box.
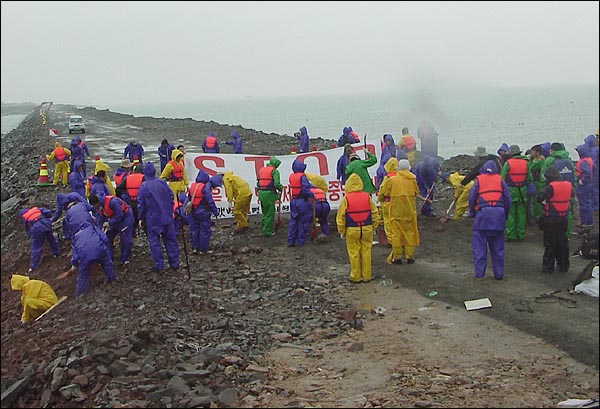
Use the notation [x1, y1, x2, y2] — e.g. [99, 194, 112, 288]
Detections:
[336, 174, 380, 283]
[10, 274, 58, 323]
[379, 159, 430, 264]
[441, 171, 474, 221]
[46, 141, 71, 186]
[223, 171, 253, 234]
[160, 149, 188, 198]
[93, 155, 116, 196]
[376, 157, 398, 243]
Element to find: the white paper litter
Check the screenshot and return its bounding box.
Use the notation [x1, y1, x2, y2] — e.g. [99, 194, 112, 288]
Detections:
[464, 298, 492, 311]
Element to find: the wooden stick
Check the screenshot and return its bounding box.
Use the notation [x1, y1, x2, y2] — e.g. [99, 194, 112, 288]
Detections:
[34, 296, 68, 322]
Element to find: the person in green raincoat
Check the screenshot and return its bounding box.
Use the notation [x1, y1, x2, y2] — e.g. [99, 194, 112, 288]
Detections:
[501, 145, 534, 241]
[256, 157, 283, 237]
[344, 151, 377, 194]
[528, 145, 546, 222]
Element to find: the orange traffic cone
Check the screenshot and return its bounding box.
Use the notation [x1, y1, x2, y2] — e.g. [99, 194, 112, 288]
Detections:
[37, 158, 51, 187]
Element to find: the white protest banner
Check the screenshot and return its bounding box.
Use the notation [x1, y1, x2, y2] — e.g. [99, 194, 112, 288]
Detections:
[184, 142, 382, 218]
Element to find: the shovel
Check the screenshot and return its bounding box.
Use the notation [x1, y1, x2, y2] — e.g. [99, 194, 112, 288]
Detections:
[440, 199, 456, 223]
[34, 296, 68, 321]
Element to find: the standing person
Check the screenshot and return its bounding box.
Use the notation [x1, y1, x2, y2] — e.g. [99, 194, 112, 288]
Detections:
[287, 159, 315, 247]
[461, 146, 503, 187]
[397, 127, 417, 165]
[202, 132, 220, 153]
[336, 144, 354, 185]
[19, 206, 60, 273]
[223, 171, 252, 234]
[87, 170, 110, 200]
[69, 138, 86, 177]
[225, 131, 243, 154]
[336, 174, 380, 283]
[583, 132, 599, 212]
[497, 143, 510, 164]
[10, 274, 58, 323]
[123, 139, 144, 164]
[75, 135, 92, 169]
[337, 127, 355, 147]
[187, 172, 223, 254]
[176, 144, 186, 155]
[541, 142, 576, 236]
[46, 141, 71, 186]
[376, 134, 397, 190]
[379, 159, 429, 264]
[468, 160, 511, 280]
[414, 154, 440, 217]
[93, 156, 116, 196]
[574, 143, 595, 230]
[69, 160, 86, 199]
[528, 145, 546, 223]
[89, 194, 134, 267]
[376, 157, 398, 243]
[137, 162, 180, 271]
[537, 166, 573, 273]
[441, 171, 473, 221]
[116, 165, 144, 236]
[345, 151, 378, 194]
[113, 159, 133, 187]
[256, 157, 283, 237]
[501, 144, 534, 241]
[296, 126, 310, 153]
[157, 139, 175, 172]
[348, 127, 360, 143]
[160, 149, 189, 199]
[306, 172, 331, 240]
[417, 119, 439, 159]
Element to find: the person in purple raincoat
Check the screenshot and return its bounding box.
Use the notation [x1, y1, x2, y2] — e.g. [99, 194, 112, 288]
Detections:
[336, 144, 353, 185]
[468, 160, 511, 280]
[19, 206, 60, 273]
[89, 193, 134, 266]
[51, 192, 87, 240]
[72, 221, 115, 297]
[296, 126, 310, 153]
[225, 131, 243, 154]
[174, 191, 191, 235]
[123, 139, 145, 164]
[202, 132, 220, 153]
[65, 200, 96, 269]
[137, 162, 180, 272]
[288, 159, 315, 247]
[69, 160, 86, 199]
[88, 170, 110, 200]
[157, 139, 176, 172]
[414, 154, 440, 217]
[583, 133, 599, 212]
[187, 172, 222, 254]
[376, 134, 397, 190]
[69, 138, 86, 177]
[574, 144, 594, 229]
[75, 135, 91, 176]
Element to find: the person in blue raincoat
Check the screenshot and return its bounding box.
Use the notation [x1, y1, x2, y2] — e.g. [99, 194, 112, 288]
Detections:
[51, 192, 87, 240]
[75, 135, 92, 176]
[123, 139, 144, 164]
[157, 139, 175, 172]
[583, 133, 599, 212]
[174, 192, 191, 235]
[88, 170, 110, 199]
[188, 171, 222, 254]
[89, 194, 134, 266]
[202, 132, 220, 153]
[72, 221, 115, 297]
[574, 143, 595, 229]
[69, 160, 86, 204]
[287, 159, 315, 247]
[69, 138, 86, 177]
[376, 134, 397, 190]
[337, 127, 354, 147]
[414, 154, 440, 217]
[19, 207, 60, 273]
[468, 160, 511, 280]
[65, 200, 96, 270]
[296, 126, 310, 153]
[336, 144, 354, 185]
[497, 143, 510, 164]
[136, 162, 180, 272]
[225, 131, 243, 154]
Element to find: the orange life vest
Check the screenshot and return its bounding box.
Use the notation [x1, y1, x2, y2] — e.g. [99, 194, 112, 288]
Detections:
[387, 171, 396, 178]
[54, 147, 67, 162]
[205, 135, 217, 149]
[345, 192, 372, 227]
[168, 160, 184, 181]
[101, 196, 129, 218]
[402, 135, 416, 151]
[113, 171, 128, 186]
[575, 157, 593, 180]
[125, 173, 144, 201]
[188, 182, 205, 208]
[289, 173, 304, 198]
[505, 158, 528, 187]
[310, 188, 326, 202]
[257, 166, 275, 191]
[475, 174, 503, 210]
[545, 180, 572, 217]
[21, 207, 41, 223]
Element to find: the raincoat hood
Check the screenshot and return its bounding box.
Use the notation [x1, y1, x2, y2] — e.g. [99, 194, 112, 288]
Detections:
[397, 159, 411, 171]
[171, 149, 183, 161]
[584, 134, 596, 148]
[95, 161, 110, 173]
[224, 171, 234, 181]
[292, 159, 307, 173]
[384, 157, 398, 173]
[480, 160, 498, 174]
[544, 165, 561, 182]
[195, 169, 210, 183]
[71, 138, 78, 146]
[210, 173, 224, 188]
[55, 141, 61, 148]
[11, 274, 30, 291]
[75, 136, 82, 143]
[268, 157, 281, 169]
[342, 127, 350, 137]
[576, 144, 591, 158]
[73, 160, 83, 171]
[383, 134, 395, 145]
[497, 143, 509, 155]
[345, 174, 364, 193]
[231, 131, 240, 139]
[143, 162, 156, 179]
[552, 149, 570, 159]
[396, 150, 408, 160]
[56, 193, 69, 208]
[299, 126, 308, 136]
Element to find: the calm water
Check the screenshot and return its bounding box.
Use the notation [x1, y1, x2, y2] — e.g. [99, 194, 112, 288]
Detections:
[106, 85, 598, 159]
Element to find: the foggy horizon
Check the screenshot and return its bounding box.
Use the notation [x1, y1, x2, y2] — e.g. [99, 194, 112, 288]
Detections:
[2, 1, 598, 107]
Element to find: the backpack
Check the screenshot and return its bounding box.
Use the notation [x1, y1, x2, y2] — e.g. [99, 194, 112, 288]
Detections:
[574, 233, 599, 260]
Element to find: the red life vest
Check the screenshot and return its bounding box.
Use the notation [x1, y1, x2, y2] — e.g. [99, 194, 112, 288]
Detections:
[575, 157, 593, 180]
[86, 176, 94, 193]
[402, 135, 416, 151]
[188, 182, 205, 208]
[387, 171, 396, 178]
[310, 187, 326, 202]
[289, 173, 304, 198]
[54, 147, 67, 162]
[345, 192, 372, 227]
[113, 171, 128, 186]
[545, 180, 572, 217]
[125, 173, 144, 201]
[101, 196, 129, 218]
[350, 130, 360, 142]
[21, 207, 41, 223]
[475, 174, 503, 210]
[257, 166, 275, 190]
[168, 160, 184, 181]
[205, 135, 217, 149]
[505, 158, 528, 187]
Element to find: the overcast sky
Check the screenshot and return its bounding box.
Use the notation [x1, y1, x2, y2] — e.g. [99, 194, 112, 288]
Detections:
[1, 1, 598, 105]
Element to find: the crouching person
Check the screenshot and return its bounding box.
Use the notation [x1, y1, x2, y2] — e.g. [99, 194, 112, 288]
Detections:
[72, 221, 115, 297]
[188, 171, 222, 254]
[336, 174, 380, 283]
[19, 206, 60, 273]
[89, 194, 134, 266]
[10, 274, 58, 323]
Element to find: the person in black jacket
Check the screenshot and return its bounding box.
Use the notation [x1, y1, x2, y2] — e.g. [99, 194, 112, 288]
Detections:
[461, 146, 503, 187]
